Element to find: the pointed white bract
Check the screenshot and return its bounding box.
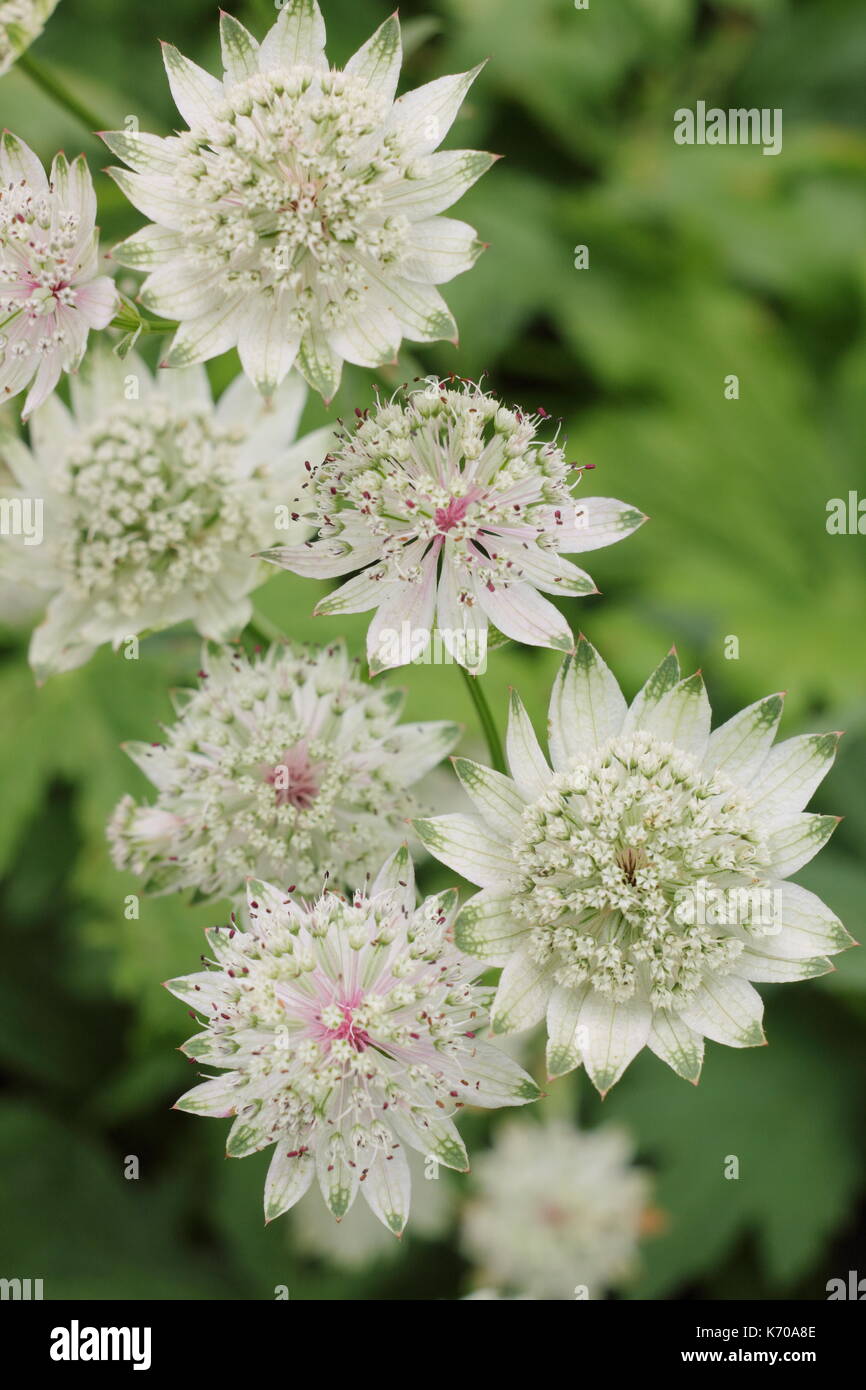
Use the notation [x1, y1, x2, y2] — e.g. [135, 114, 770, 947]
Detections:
[165, 850, 540, 1232]
[416, 638, 852, 1092]
[105, 6, 492, 400]
[0, 133, 116, 418]
[0, 345, 330, 679]
[462, 1119, 651, 1299]
[108, 642, 461, 901]
[262, 378, 645, 671]
[0, 0, 58, 76]
[293, 1147, 453, 1267]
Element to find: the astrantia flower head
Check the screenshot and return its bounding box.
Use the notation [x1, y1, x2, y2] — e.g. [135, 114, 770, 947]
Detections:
[0, 0, 58, 76]
[0, 345, 330, 679]
[462, 1119, 651, 1300]
[166, 848, 540, 1231]
[0, 133, 116, 417]
[105, 5, 492, 400]
[417, 637, 854, 1092]
[263, 378, 646, 672]
[109, 641, 460, 902]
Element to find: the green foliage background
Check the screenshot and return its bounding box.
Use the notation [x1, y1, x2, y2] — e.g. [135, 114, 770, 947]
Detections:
[1, 0, 865, 1300]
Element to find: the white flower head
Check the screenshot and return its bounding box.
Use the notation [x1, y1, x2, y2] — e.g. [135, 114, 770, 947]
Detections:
[0, 0, 58, 76]
[416, 637, 853, 1092]
[0, 344, 331, 679]
[462, 1119, 651, 1300]
[0, 133, 116, 418]
[105, 5, 493, 401]
[108, 641, 460, 902]
[263, 378, 646, 672]
[165, 848, 541, 1232]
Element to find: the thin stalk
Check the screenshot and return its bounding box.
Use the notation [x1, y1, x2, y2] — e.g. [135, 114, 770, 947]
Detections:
[459, 665, 506, 774]
[17, 52, 109, 136]
[246, 609, 287, 648]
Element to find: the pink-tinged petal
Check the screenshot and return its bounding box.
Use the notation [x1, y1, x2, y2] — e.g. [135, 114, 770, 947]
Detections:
[74, 277, 118, 329]
[0, 132, 48, 191]
[263, 538, 375, 580]
[435, 560, 488, 671]
[49, 152, 96, 224]
[489, 532, 596, 596]
[367, 545, 438, 674]
[361, 1144, 411, 1235]
[264, 1140, 315, 1222]
[541, 496, 647, 554]
[21, 352, 63, 420]
[476, 579, 574, 652]
[315, 565, 390, 617]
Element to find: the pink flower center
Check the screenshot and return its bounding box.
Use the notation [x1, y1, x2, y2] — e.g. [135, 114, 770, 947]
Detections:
[434, 495, 471, 533]
[261, 743, 322, 811]
[328, 1002, 371, 1052]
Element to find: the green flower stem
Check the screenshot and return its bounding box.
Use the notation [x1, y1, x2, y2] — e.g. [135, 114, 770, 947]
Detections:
[459, 665, 506, 775]
[17, 51, 109, 136]
[246, 609, 287, 648]
[109, 301, 179, 337]
[125, 316, 179, 336]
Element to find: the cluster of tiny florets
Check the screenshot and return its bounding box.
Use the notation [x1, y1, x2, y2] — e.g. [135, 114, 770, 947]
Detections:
[512, 732, 773, 1009]
[108, 643, 456, 901]
[297, 379, 582, 592]
[58, 403, 255, 617]
[0, 184, 81, 363]
[166, 862, 538, 1229]
[175, 70, 410, 337]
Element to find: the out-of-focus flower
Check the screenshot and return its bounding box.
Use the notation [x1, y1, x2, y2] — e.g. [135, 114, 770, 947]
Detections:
[108, 642, 460, 901]
[417, 636, 852, 1092]
[0, 0, 59, 77]
[263, 378, 645, 672]
[165, 849, 541, 1231]
[0, 345, 330, 679]
[105, 5, 492, 400]
[0, 133, 116, 418]
[462, 1119, 651, 1299]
